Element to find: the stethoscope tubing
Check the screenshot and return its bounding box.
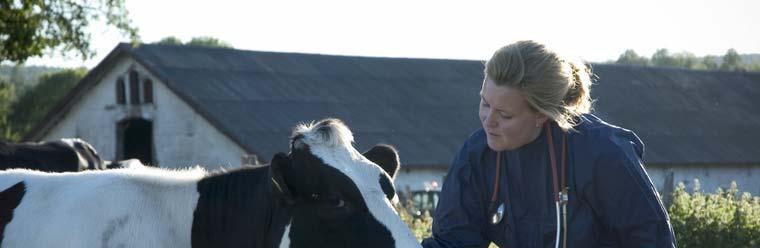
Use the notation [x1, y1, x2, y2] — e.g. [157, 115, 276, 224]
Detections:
[489, 122, 568, 248]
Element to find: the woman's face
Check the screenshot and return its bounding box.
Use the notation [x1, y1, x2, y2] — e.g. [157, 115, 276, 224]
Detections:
[479, 76, 547, 151]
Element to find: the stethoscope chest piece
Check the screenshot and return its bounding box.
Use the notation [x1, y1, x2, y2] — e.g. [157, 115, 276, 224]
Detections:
[491, 203, 505, 224]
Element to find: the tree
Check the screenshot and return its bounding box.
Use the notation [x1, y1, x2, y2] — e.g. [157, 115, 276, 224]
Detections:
[157, 36, 183, 45]
[749, 63, 760, 72]
[154, 36, 233, 48]
[616, 49, 650, 66]
[186, 36, 232, 48]
[611, 48, 760, 72]
[672, 52, 699, 69]
[9, 68, 86, 138]
[701, 55, 719, 70]
[720, 48, 744, 71]
[0, 0, 140, 63]
[651, 49, 679, 67]
[0, 80, 17, 141]
[9, 63, 24, 88]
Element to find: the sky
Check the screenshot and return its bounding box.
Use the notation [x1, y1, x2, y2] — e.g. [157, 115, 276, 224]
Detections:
[20, 0, 760, 68]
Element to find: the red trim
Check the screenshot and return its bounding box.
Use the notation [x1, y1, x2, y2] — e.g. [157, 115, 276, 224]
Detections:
[546, 123, 560, 202]
[490, 152, 502, 204]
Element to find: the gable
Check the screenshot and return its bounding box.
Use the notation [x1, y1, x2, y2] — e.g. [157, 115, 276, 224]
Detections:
[36, 54, 249, 169]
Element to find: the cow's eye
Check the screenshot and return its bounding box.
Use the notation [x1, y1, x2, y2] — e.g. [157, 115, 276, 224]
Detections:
[326, 195, 345, 208]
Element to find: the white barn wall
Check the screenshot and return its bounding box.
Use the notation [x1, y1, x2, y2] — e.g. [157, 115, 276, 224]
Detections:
[394, 165, 760, 200]
[395, 168, 446, 193]
[43, 57, 247, 170]
[647, 165, 760, 197]
[43, 58, 134, 158]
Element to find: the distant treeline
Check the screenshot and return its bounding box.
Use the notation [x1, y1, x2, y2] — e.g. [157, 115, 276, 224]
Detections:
[0, 65, 67, 88]
[0, 68, 85, 141]
[611, 48, 760, 72]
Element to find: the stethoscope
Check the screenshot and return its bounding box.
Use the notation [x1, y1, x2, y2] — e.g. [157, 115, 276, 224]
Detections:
[488, 122, 569, 248]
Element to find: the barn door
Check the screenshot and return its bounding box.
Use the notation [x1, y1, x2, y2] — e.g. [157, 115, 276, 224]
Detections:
[117, 118, 155, 166]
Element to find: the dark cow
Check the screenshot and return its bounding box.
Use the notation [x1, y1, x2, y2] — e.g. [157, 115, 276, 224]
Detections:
[0, 138, 105, 172]
[0, 119, 421, 248]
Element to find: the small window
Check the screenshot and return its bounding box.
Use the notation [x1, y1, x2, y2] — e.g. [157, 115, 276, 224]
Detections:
[143, 79, 153, 104]
[116, 78, 126, 104]
[129, 70, 140, 105]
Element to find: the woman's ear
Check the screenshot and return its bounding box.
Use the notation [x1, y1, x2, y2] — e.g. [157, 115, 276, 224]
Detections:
[535, 113, 550, 128]
[269, 152, 294, 204]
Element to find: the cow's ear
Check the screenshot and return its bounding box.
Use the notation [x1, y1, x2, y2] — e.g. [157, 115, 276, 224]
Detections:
[363, 144, 400, 179]
[270, 152, 294, 204]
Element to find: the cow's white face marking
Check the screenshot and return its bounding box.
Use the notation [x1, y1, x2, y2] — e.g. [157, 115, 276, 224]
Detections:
[287, 119, 420, 248]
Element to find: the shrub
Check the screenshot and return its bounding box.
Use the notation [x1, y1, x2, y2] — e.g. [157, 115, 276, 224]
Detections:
[668, 180, 760, 248]
[398, 203, 433, 242]
[398, 203, 497, 247]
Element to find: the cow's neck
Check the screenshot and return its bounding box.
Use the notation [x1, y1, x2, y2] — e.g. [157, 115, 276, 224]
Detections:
[191, 166, 292, 248]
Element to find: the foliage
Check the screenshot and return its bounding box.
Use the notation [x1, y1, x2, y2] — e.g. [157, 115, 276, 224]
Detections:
[186, 36, 232, 48]
[398, 200, 434, 242]
[667, 180, 760, 248]
[671, 52, 699, 69]
[0, 79, 17, 141]
[156, 36, 183, 45]
[0, 0, 139, 63]
[0, 64, 65, 88]
[399, 201, 498, 248]
[700, 55, 719, 70]
[651, 49, 678, 67]
[720, 48, 744, 71]
[616, 49, 649, 66]
[750, 63, 760, 71]
[612, 48, 760, 72]
[155, 36, 233, 48]
[7, 68, 85, 139]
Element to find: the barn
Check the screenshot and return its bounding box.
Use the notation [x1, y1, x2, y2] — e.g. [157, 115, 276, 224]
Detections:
[24, 43, 760, 210]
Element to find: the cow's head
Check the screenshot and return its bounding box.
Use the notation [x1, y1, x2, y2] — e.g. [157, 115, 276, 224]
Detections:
[60, 138, 105, 170]
[270, 118, 420, 248]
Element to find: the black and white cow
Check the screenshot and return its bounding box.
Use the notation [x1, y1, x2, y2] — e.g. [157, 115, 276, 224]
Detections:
[0, 119, 422, 248]
[0, 138, 106, 172]
[105, 158, 144, 169]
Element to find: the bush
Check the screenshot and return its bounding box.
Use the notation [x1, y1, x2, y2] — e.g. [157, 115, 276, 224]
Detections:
[398, 202, 498, 247]
[398, 202, 433, 242]
[668, 180, 760, 248]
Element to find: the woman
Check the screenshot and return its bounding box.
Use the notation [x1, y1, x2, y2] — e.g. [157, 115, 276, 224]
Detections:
[421, 41, 676, 248]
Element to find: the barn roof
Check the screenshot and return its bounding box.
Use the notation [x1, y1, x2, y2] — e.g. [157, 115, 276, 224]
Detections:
[591, 65, 760, 165]
[27, 43, 760, 167]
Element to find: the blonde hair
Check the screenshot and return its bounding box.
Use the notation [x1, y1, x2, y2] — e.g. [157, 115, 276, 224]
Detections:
[485, 40, 593, 130]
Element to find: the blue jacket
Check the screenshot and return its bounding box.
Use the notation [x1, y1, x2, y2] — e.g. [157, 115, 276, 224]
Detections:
[422, 114, 676, 248]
